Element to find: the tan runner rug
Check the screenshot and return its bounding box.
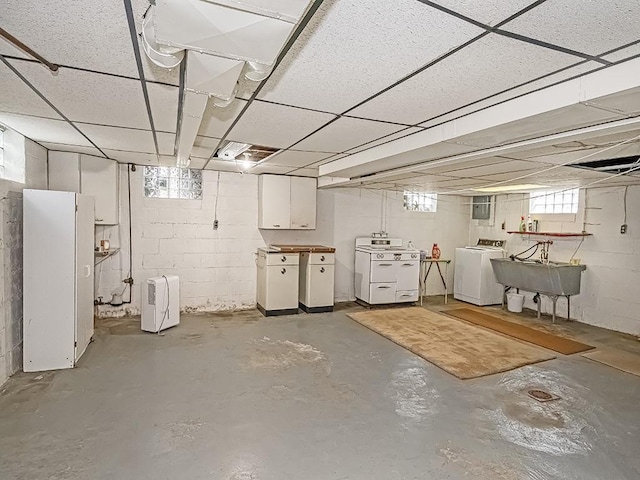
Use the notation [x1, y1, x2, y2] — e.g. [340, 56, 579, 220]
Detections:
[443, 308, 594, 355]
[583, 349, 640, 377]
[347, 307, 555, 379]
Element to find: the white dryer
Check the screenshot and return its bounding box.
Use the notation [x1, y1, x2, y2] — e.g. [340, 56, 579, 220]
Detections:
[454, 239, 505, 306]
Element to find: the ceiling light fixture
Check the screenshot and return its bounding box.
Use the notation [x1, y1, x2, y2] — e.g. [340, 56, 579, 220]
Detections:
[473, 184, 549, 193]
[217, 141, 251, 161]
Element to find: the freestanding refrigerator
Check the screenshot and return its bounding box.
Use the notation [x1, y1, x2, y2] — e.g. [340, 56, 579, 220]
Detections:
[23, 189, 95, 372]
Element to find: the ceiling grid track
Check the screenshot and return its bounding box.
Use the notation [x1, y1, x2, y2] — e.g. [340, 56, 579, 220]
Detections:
[123, 0, 160, 159]
[0, 55, 109, 157]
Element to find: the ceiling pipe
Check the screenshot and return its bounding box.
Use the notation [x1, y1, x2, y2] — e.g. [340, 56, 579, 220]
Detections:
[0, 27, 59, 72]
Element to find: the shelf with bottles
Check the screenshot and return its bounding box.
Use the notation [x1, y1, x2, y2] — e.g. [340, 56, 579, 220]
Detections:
[506, 231, 592, 237]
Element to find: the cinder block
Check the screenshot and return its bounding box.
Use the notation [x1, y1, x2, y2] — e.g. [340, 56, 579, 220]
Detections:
[143, 223, 174, 239]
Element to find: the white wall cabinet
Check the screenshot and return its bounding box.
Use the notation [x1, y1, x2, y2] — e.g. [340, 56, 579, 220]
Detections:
[24, 190, 95, 372]
[48, 152, 119, 225]
[258, 174, 316, 229]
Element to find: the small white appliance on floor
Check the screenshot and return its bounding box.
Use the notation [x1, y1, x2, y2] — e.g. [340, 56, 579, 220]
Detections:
[355, 236, 420, 305]
[454, 239, 505, 306]
[142, 275, 180, 332]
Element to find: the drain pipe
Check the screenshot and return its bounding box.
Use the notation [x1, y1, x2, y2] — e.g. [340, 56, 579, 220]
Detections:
[0, 27, 59, 72]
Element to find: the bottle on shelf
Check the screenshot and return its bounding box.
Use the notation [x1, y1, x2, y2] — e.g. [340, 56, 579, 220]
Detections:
[527, 214, 533, 232]
[519, 216, 526, 232]
[431, 243, 441, 260]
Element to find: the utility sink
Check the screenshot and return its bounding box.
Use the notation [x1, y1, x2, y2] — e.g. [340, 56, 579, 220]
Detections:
[490, 258, 587, 322]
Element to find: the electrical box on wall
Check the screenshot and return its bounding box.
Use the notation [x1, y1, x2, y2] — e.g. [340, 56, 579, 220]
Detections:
[472, 196, 491, 220]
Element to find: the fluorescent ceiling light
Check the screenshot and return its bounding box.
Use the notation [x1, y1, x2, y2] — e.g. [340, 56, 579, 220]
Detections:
[473, 184, 548, 193]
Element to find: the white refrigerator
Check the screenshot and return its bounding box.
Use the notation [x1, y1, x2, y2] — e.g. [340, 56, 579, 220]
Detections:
[23, 189, 95, 372]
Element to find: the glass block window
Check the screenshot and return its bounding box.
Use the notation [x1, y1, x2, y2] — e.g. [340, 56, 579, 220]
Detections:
[143, 166, 202, 199]
[530, 188, 579, 214]
[403, 191, 437, 212]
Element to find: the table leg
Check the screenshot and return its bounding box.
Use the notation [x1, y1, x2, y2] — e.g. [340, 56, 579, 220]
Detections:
[436, 263, 447, 304]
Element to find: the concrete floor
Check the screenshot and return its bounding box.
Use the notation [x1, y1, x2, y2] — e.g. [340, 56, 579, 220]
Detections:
[1, 300, 640, 480]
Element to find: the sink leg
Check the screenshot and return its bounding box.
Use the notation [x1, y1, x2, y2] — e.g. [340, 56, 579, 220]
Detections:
[537, 297, 541, 319]
[567, 296, 572, 322]
[552, 296, 558, 324]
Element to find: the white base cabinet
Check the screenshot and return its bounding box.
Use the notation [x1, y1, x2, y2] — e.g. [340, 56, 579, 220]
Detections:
[299, 252, 334, 312]
[256, 249, 300, 316]
[23, 190, 95, 372]
[258, 175, 316, 229]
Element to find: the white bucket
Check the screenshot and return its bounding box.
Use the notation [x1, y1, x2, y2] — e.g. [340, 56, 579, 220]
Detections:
[506, 293, 525, 313]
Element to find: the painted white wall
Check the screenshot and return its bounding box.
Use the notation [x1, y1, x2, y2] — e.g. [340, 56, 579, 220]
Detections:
[469, 187, 640, 335]
[0, 130, 48, 386]
[95, 167, 471, 316]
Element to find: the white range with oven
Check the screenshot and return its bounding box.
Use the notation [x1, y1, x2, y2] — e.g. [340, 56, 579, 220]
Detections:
[454, 239, 506, 306]
[355, 237, 420, 305]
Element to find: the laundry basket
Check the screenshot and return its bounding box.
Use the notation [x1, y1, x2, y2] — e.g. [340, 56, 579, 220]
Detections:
[506, 293, 525, 313]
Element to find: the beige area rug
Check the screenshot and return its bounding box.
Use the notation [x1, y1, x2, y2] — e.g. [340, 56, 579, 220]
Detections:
[348, 307, 555, 379]
[582, 349, 640, 377]
[444, 308, 594, 355]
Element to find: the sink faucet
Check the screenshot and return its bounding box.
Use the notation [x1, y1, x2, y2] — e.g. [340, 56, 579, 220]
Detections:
[539, 240, 553, 264]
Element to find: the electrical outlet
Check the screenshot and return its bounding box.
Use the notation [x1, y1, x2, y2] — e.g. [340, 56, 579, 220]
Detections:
[501, 221, 506, 230]
[621, 224, 627, 234]
[213, 219, 219, 230]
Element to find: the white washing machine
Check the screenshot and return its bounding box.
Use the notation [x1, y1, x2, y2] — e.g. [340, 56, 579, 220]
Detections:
[454, 239, 506, 306]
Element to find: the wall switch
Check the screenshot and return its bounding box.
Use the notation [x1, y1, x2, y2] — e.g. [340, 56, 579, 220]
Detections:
[501, 221, 506, 230]
[213, 219, 219, 230]
[621, 224, 627, 234]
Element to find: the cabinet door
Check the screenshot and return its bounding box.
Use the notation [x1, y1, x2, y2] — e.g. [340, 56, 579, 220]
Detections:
[80, 155, 119, 225]
[290, 177, 316, 229]
[48, 151, 80, 192]
[396, 261, 419, 291]
[75, 194, 95, 362]
[258, 175, 291, 229]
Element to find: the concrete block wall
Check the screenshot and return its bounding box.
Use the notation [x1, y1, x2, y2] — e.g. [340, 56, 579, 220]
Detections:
[0, 135, 47, 386]
[95, 166, 471, 316]
[468, 187, 640, 335]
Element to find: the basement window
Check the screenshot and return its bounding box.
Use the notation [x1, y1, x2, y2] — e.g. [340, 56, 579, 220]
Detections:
[529, 188, 579, 214]
[144, 166, 202, 199]
[404, 191, 437, 212]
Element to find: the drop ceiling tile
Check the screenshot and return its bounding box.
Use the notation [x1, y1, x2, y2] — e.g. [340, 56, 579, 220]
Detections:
[419, 61, 601, 129]
[0, 61, 61, 119]
[285, 167, 318, 177]
[417, 156, 516, 175]
[187, 157, 207, 170]
[147, 83, 179, 132]
[426, 0, 534, 26]
[1, 0, 139, 77]
[157, 132, 176, 155]
[258, 0, 483, 113]
[603, 43, 640, 63]
[451, 104, 623, 149]
[344, 127, 423, 154]
[587, 87, 640, 116]
[198, 98, 247, 138]
[39, 142, 105, 157]
[0, 112, 92, 146]
[443, 160, 542, 178]
[78, 124, 155, 153]
[265, 150, 332, 168]
[249, 164, 292, 175]
[203, 159, 247, 173]
[191, 136, 221, 159]
[294, 117, 406, 153]
[227, 101, 336, 149]
[308, 153, 348, 167]
[350, 34, 582, 125]
[501, 0, 640, 56]
[102, 150, 159, 165]
[9, 60, 150, 129]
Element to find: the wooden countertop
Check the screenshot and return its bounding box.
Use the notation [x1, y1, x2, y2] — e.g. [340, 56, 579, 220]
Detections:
[268, 244, 336, 253]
